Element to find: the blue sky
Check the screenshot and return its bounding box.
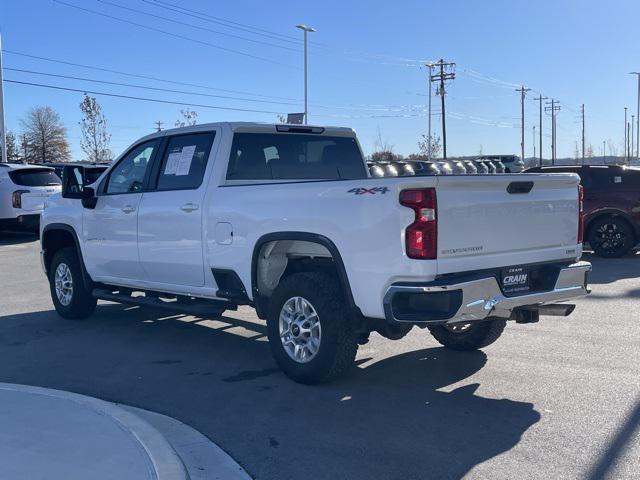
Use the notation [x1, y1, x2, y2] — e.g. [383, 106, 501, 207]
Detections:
[1, 0, 639, 160]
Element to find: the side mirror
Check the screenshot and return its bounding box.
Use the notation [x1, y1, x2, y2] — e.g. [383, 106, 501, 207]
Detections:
[61, 165, 85, 199]
[81, 186, 98, 210]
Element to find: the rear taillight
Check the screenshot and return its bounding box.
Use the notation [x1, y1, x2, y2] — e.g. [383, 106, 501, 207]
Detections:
[400, 188, 437, 259]
[12, 190, 29, 209]
[577, 185, 584, 243]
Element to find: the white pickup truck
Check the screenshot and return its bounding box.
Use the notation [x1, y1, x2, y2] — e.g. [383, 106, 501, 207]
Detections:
[40, 122, 590, 384]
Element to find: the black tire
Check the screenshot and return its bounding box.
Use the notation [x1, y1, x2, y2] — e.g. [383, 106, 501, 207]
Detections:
[588, 216, 635, 258]
[49, 247, 97, 320]
[267, 272, 358, 384]
[428, 318, 506, 351]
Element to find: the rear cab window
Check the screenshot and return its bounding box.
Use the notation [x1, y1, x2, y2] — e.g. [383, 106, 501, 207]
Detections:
[8, 169, 61, 187]
[226, 132, 367, 181]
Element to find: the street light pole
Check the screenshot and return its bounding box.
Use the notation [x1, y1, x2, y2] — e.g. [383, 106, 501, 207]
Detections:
[631, 72, 640, 162]
[426, 63, 433, 160]
[296, 24, 315, 125]
[0, 33, 8, 164]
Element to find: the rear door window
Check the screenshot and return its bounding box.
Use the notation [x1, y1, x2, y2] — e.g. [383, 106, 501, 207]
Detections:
[155, 132, 215, 191]
[8, 169, 61, 187]
[226, 133, 367, 181]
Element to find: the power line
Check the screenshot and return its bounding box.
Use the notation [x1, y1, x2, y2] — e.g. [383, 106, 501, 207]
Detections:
[4, 67, 300, 106]
[143, 0, 423, 68]
[52, 0, 296, 68]
[3, 49, 297, 100]
[96, 0, 299, 52]
[143, 0, 304, 44]
[4, 79, 284, 114]
[4, 66, 445, 114]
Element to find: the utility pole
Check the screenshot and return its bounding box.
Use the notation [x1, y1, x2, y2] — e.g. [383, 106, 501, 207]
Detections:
[426, 62, 434, 159]
[633, 115, 635, 164]
[0, 33, 7, 164]
[581, 104, 585, 164]
[534, 96, 547, 166]
[533, 125, 536, 162]
[603, 140, 606, 163]
[631, 72, 640, 161]
[296, 24, 315, 125]
[624, 107, 628, 162]
[545, 100, 561, 164]
[154, 120, 163, 132]
[628, 121, 631, 164]
[430, 59, 456, 159]
[516, 86, 531, 164]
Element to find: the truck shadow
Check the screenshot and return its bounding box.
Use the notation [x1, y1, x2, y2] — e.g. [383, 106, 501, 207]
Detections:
[581, 251, 640, 284]
[0, 230, 38, 246]
[0, 304, 540, 480]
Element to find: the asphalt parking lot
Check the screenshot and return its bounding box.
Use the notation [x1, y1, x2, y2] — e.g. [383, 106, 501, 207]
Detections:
[0, 230, 638, 480]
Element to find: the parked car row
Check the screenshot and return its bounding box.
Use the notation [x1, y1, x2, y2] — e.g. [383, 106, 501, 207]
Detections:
[367, 154, 525, 178]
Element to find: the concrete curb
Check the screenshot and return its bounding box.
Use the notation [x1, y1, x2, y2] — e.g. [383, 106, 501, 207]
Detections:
[123, 406, 252, 480]
[0, 383, 188, 480]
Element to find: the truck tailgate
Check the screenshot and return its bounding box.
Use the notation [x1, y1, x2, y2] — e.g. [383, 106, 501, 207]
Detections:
[435, 174, 581, 274]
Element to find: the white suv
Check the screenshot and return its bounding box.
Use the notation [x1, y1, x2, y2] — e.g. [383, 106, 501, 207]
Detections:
[0, 163, 62, 230]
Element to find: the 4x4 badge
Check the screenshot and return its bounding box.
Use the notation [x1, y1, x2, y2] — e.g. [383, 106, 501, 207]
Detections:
[348, 187, 390, 195]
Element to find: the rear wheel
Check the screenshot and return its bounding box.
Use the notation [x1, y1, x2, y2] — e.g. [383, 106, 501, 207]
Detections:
[588, 217, 635, 258]
[49, 247, 97, 319]
[428, 318, 506, 351]
[267, 272, 358, 384]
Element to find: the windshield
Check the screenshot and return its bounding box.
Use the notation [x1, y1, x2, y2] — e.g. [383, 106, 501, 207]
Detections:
[8, 169, 62, 187]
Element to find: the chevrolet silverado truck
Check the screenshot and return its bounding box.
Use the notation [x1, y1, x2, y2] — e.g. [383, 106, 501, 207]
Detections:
[40, 123, 591, 384]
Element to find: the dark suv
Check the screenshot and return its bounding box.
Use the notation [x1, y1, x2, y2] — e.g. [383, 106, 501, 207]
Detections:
[526, 165, 640, 257]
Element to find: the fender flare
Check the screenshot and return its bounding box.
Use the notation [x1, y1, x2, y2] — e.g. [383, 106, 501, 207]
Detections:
[41, 223, 93, 286]
[251, 232, 357, 316]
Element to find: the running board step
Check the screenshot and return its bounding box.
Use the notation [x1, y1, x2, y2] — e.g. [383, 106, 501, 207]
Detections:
[92, 288, 235, 317]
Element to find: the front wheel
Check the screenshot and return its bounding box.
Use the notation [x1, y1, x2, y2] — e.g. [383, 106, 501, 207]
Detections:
[267, 272, 358, 384]
[49, 247, 97, 320]
[428, 318, 506, 351]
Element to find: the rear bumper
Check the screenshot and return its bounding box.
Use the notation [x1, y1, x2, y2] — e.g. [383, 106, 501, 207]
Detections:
[383, 261, 591, 324]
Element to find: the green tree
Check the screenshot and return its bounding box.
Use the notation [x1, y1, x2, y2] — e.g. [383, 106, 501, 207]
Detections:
[1, 131, 20, 162]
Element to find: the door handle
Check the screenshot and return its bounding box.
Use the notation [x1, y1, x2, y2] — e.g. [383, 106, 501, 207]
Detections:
[181, 203, 199, 212]
[121, 205, 136, 214]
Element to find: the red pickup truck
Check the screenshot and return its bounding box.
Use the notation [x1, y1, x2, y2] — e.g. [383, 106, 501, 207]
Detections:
[526, 165, 640, 257]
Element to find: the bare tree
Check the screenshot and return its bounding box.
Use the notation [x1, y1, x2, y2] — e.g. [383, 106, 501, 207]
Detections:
[586, 144, 594, 158]
[79, 94, 112, 163]
[175, 109, 198, 127]
[417, 134, 442, 159]
[20, 106, 70, 163]
[373, 127, 394, 153]
[370, 151, 403, 162]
